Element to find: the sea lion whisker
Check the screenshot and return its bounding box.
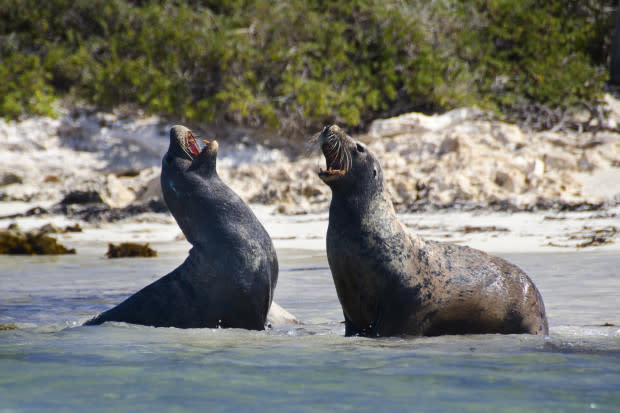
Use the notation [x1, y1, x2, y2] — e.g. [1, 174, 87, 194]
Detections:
[340, 140, 350, 173]
[337, 143, 346, 171]
[181, 144, 194, 159]
[335, 144, 346, 171]
[345, 143, 352, 172]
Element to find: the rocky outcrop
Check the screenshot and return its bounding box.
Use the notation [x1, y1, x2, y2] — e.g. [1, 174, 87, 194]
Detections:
[220, 107, 620, 214]
[358, 109, 620, 211]
[1, 98, 619, 217]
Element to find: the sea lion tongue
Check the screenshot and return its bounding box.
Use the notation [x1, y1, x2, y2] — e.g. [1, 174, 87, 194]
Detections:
[187, 133, 201, 156]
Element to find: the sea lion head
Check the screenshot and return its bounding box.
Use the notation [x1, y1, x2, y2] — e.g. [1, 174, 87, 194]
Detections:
[163, 125, 220, 246]
[168, 125, 219, 176]
[318, 125, 383, 194]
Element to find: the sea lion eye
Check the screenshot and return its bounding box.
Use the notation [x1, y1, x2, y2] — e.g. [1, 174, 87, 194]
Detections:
[373, 168, 377, 178]
[356, 143, 365, 153]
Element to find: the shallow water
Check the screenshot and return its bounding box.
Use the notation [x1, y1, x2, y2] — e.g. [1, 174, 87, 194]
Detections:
[1, 246, 619, 412]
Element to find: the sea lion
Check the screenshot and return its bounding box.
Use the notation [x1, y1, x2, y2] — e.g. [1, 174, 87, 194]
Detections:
[85, 125, 285, 329]
[317, 125, 548, 337]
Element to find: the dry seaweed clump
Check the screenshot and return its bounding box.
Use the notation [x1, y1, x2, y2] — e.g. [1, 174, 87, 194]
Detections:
[547, 225, 617, 248]
[106, 242, 157, 258]
[0, 225, 76, 255]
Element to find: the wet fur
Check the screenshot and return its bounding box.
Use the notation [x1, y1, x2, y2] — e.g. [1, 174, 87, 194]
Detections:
[85, 126, 278, 329]
[319, 125, 549, 337]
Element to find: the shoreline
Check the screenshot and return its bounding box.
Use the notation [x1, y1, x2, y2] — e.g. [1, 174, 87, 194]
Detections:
[1, 102, 619, 255]
[1, 201, 618, 255]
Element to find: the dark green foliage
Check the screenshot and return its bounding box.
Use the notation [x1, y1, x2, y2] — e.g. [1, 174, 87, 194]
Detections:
[0, 0, 615, 133]
[451, 0, 613, 111]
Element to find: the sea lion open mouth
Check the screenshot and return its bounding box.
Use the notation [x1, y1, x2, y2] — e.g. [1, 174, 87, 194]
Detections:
[318, 126, 349, 181]
[183, 131, 218, 160]
[186, 131, 201, 157]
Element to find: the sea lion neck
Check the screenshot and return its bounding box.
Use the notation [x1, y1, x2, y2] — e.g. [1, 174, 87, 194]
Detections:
[330, 187, 396, 232]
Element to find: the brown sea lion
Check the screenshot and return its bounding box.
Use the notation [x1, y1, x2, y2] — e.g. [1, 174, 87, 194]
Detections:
[318, 125, 548, 337]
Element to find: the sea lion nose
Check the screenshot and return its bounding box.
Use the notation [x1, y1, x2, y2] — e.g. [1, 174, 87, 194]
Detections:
[327, 125, 341, 134]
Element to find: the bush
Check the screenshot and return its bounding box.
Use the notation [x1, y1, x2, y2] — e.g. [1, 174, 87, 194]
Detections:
[0, 0, 615, 134]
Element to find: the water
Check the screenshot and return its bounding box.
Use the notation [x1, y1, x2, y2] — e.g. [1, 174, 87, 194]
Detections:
[1, 245, 619, 412]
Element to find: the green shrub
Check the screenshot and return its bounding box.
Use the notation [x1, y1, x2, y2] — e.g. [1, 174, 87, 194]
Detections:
[0, 0, 615, 133]
[451, 0, 610, 111]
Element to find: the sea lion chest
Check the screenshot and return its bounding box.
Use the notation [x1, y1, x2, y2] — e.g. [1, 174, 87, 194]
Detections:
[326, 210, 425, 336]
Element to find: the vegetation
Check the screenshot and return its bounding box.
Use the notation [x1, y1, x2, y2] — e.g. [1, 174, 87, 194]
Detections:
[0, 0, 615, 134]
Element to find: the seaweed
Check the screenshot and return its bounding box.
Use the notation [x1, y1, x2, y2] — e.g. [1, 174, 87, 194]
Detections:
[105, 242, 157, 258]
[0, 227, 76, 255]
[547, 225, 617, 248]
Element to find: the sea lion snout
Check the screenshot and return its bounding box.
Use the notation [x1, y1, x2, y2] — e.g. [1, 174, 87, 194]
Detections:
[170, 125, 216, 161]
[200, 139, 218, 156]
[319, 125, 345, 144]
[318, 125, 350, 182]
[324, 124, 343, 136]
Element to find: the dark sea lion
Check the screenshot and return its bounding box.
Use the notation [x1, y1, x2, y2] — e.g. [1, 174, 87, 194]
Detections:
[317, 125, 548, 337]
[85, 125, 281, 329]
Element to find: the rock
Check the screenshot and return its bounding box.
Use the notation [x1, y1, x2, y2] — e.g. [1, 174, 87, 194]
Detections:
[525, 159, 545, 178]
[38, 223, 63, 234]
[38, 222, 83, 234]
[603, 93, 620, 128]
[368, 108, 483, 138]
[60, 190, 104, 205]
[438, 136, 459, 157]
[100, 174, 135, 208]
[135, 175, 163, 202]
[492, 123, 526, 149]
[494, 170, 522, 193]
[543, 153, 577, 170]
[0, 173, 22, 187]
[266, 301, 301, 327]
[2, 104, 619, 217]
[42, 175, 61, 183]
[577, 153, 598, 172]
